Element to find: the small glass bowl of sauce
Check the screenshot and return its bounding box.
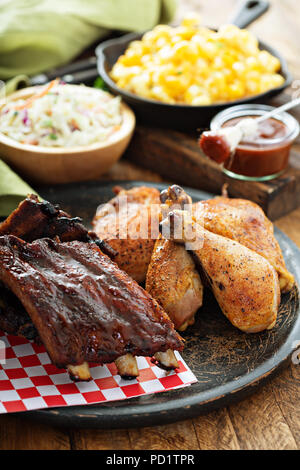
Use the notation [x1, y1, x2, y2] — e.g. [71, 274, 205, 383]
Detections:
[210, 104, 299, 181]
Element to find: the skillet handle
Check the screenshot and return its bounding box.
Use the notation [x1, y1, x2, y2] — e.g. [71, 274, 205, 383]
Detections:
[229, 0, 270, 28]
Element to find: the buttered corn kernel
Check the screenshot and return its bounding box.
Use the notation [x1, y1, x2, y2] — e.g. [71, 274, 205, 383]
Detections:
[110, 17, 284, 105]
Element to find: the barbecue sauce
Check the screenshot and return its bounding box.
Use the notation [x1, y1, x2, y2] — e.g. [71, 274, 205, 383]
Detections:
[222, 116, 291, 177]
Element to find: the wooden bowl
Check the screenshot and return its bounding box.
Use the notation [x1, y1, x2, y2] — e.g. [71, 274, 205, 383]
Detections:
[0, 85, 136, 184]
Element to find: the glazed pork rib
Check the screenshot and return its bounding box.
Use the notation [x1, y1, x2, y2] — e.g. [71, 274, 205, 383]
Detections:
[0, 281, 38, 341]
[0, 195, 169, 378]
[0, 235, 183, 380]
[0, 194, 88, 242]
[0, 281, 142, 379]
[0, 194, 115, 256]
[0, 194, 112, 342]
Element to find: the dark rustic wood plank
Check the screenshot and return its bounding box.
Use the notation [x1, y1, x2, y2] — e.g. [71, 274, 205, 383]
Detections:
[70, 428, 132, 450]
[193, 408, 240, 450]
[269, 364, 300, 447]
[128, 419, 200, 450]
[124, 119, 300, 221]
[275, 211, 300, 448]
[0, 415, 71, 450]
[276, 208, 300, 247]
[227, 378, 298, 450]
[102, 159, 163, 183]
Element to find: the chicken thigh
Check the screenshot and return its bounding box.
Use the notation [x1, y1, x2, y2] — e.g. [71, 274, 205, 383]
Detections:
[93, 186, 160, 283]
[194, 196, 294, 293]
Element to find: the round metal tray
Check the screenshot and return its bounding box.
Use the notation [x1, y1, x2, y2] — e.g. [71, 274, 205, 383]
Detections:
[25, 181, 300, 428]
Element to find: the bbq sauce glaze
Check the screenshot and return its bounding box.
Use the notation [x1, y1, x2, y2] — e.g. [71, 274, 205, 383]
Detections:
[222, 116, 291, 177]
[0, 236, 183, 368]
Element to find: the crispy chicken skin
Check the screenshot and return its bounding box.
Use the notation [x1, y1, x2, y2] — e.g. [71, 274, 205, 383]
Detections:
[194, 197, 294, 293]
[93, 186, 161, 283]
[0, 236, 183, 370]
[161, 206, 280, 333]
[146, 234, 203, 331]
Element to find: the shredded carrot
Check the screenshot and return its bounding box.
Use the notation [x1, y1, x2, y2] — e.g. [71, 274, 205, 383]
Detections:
[70, 118, 80, 130]
[14, 79, 60, 111]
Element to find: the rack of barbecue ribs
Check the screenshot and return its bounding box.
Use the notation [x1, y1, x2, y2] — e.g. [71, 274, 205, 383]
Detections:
[0, 236, 183, 381]
[0, 196, 183, 381]
[0, 194, 114, 343]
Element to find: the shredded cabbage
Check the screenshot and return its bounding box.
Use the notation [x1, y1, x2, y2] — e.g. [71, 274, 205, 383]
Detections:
[0, 85, 123, 148]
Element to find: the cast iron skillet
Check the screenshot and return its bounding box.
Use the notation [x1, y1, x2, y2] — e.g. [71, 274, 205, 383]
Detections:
[22, 180, 300, 429]
[96, 0, 292, 130]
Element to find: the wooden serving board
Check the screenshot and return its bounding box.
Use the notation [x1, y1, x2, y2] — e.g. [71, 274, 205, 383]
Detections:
[124, 94, 300, 221]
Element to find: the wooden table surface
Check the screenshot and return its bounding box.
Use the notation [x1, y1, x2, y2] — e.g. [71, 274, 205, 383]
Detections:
[0, 0, 299, 450]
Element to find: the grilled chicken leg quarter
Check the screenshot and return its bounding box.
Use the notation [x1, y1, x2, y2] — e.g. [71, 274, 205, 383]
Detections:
[160, 206, 280, 334]
[146, 185, 203, 331]
[194, 196, 294, 293]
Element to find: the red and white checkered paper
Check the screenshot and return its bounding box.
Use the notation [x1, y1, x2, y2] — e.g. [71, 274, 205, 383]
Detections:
[0, 331, 197, 414]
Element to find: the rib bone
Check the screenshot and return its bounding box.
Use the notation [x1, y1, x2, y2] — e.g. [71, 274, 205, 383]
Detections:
[68, 362, 91, 382]
[115, 354, 139, 379]
[154, 349, 179, 370]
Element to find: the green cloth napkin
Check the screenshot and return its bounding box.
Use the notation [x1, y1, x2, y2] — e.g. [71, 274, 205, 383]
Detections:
[0, 159, 39, 217]
[4, 75, 31, 96]
[0, 0, 177, 80]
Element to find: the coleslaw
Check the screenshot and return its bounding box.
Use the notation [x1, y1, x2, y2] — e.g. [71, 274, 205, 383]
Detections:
[0, 81, 123, 148]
